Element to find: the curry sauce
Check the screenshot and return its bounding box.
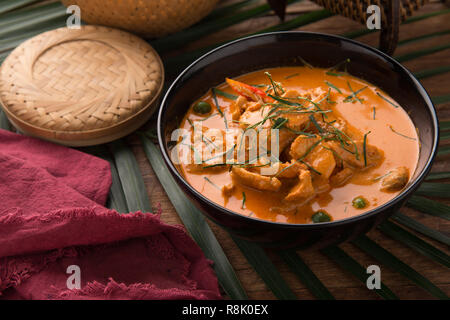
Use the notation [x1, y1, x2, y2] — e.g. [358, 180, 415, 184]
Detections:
[176, 67, 419, 223]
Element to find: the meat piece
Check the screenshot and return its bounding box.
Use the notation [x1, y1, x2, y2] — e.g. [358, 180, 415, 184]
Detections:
[246, 158, 270, 174]
[278, 90, 312, 130]
[306, 146, 336, 179]
[283, 89, 328, 131]
[230, 95, 247, 120]
[282, 88, 326, 104]
[280, 129, 297, 152]
[231, 167, 281, 191]
[330, 168, 353, 187]
[271, 89, 328, 132]
[239, 107, 270, 130]
[331, 119, 347, 132]
[184, 139, 209, 173]
[222, 183, 235, 197]
[184, 127, 229, 172]
[312, 177, 331, 194]
[185, 146, 228, 173]
[311, 87, 327, 102]
[283, 113, 310, 131]
[381, 167, 409, 191]
[249, 158, 305, 178]
[310, 118, 328, 135]
[246, 101, 262, 112]
[268, 127, 296, 153]
[327, 140, 383, 169]
[289, 135, 336, 178]
[276, 160, 305, 178]
[285, 170, 315, 201]
[282, 89, 300, 99]
[289, 135, 321, 159]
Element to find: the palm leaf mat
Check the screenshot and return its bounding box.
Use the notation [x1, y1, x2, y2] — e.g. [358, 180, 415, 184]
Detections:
[0, 0, 449, 300]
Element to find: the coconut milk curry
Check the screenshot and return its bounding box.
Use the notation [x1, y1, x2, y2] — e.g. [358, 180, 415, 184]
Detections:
[176, 66, 419, 223]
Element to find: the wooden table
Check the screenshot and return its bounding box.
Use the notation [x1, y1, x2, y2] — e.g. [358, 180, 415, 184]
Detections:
[131, 0, 450, 299]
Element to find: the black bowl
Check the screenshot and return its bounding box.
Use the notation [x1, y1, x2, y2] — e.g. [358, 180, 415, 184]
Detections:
[157, 31, 439, 249]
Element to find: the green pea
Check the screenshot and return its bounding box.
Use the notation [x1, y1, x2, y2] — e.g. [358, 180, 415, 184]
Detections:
[193, 101, 212, 114]
[311, 210, 331, 223]
[352, 196, 367, 209]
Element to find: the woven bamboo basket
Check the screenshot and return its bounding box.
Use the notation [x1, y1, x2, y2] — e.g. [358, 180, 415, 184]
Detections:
[0, 25, 164, 146]
[312, 0, 429, 54]
[61, 0, 219, 38]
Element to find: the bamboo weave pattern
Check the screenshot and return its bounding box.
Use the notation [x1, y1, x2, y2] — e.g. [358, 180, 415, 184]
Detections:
[62, 0, 219, 37]
[0, 26, 163, 134]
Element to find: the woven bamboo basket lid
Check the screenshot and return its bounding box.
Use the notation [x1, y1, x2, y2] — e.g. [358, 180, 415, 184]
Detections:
[0, 25, 164, 146]
[61, 0, 219, 38]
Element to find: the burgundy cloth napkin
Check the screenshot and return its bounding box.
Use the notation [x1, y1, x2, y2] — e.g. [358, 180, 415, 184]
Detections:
[0, 129, 221, 300]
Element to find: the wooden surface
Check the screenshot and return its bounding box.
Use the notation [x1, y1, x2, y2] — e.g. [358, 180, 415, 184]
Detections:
[131, 0, 450, 299]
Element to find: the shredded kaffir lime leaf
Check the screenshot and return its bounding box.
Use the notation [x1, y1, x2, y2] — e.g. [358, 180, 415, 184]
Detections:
[325, 80, 342, 94]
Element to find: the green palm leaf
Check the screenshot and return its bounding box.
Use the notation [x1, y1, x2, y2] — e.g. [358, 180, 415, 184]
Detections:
[0, 51, 10, 65]
[140, 136, 248, 299]
[279, 250, 335, 299]
[344, 9, 450, 39]
[0, 2, 65, 29]
[0, 109, 9, 130]
[395, 43, 450, 63]
[432, 94, 450, 105]
[352, 235, 448, 299]
[101, 151, 130, 213]
[109, 140, 152, 213]
[391, 213, 450, 246]
[0, 0, 38, 15]
[252, 9, 332, 34]
[414, 65, 450, 80]
[433, 94, 450, 105]
[151, 0, 302, 52]
[406, 196, 450, 220]
[81, 145, 129, 213]
[321, 246, 398, 299]
[0, 7, 67, 40]
[378, 220, 450, 268]
[438, 146, 450, 156]
[426, 171, 450, 181]
[441, 130, 450, 140]
[398, 29, 450, 46]
[440, 121, 450, 131]
[0, 2, 68, 56]
[0, 17, 66, 54]
[232, 237, 298, 299]
[415, 183, 450, 199]
[405, 8, 450, 24]
[106, 159, 130, 213]
[164, 9, 333, 75]
[204, 0, 259, 22]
